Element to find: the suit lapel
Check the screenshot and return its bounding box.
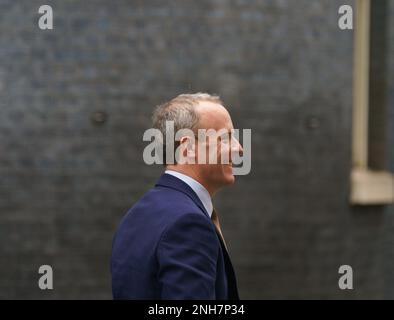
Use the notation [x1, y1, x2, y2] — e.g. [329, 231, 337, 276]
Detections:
[213, 225, 240, 300]
[155, 173, 210, 218]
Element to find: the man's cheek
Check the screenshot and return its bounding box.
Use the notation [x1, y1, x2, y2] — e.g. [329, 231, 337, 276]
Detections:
[220, 144, 231, 164]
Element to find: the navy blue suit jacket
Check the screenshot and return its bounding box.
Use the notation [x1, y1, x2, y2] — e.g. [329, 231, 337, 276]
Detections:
[111, 173, 239, 300]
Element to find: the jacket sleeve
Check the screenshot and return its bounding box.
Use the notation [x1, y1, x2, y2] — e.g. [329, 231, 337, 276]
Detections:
[156, 213, 219, 299]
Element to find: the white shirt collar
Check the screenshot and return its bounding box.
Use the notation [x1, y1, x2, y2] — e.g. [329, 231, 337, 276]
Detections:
[165, 170, 213, 217]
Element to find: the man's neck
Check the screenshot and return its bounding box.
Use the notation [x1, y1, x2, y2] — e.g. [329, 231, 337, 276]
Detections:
[165, 165, 216, 196]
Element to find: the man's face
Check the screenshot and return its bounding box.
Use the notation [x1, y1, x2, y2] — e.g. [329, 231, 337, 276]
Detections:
[193, 101, 243, 193]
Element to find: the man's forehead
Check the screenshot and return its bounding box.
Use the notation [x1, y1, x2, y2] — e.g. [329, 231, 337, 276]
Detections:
[196, 101, 231, 121]
[195, 103, 232, 135]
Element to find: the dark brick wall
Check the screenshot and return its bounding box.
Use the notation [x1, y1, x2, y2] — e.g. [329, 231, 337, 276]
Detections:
[1, 0, 393, 299]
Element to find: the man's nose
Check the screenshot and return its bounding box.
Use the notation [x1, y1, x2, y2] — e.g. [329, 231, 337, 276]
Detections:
[231, 137, 243, 157]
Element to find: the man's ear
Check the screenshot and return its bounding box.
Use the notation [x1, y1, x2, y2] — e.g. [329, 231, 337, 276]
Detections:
[187, 136, 198, 164]
[176, 136, 196, 164]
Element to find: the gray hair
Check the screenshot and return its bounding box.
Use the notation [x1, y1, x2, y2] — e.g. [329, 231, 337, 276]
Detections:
[152, 92, 222, 164]
[152, 92, 222, 138]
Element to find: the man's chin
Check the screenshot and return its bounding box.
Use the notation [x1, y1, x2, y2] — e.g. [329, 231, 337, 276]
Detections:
[223, 165, 235, 184]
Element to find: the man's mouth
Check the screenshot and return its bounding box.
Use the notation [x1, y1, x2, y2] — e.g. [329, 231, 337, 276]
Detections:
[231, 162, 242, 168]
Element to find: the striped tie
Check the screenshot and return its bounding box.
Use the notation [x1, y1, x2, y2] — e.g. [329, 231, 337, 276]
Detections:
[211, 208, 228, 251]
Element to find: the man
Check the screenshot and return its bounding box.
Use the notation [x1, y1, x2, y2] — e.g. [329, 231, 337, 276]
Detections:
[111, 93, 243, 299]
